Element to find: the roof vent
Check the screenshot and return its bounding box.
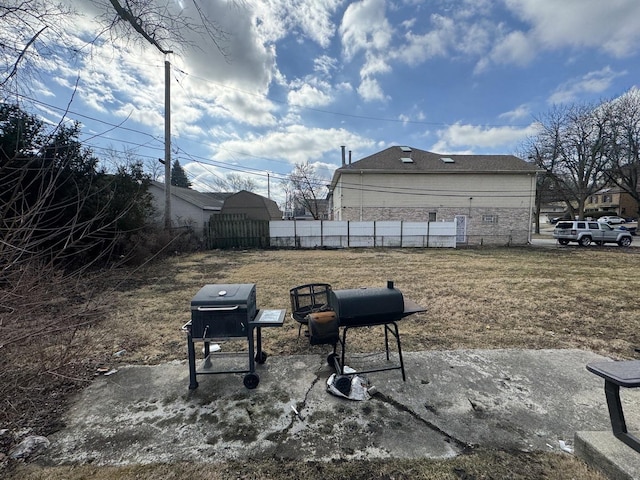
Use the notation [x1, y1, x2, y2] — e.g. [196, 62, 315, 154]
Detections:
[400, 146, 412, 153]
[441, 157, 454, 163]
[401, 157, 414, 163]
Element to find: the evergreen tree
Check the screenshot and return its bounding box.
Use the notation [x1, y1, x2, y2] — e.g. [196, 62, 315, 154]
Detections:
[0, 103, 153, 268]
[171, 159, 191, 188]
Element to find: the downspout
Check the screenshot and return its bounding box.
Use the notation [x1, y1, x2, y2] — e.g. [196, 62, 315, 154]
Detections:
[360, 170, 364, 221]
[528, 173, 536, 244]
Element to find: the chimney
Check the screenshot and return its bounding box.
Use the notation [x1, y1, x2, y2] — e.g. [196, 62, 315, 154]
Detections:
[341, 146, 346, 166]
[349, 150, 352, 165]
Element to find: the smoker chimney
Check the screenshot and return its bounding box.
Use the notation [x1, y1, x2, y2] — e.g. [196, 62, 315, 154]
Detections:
[341, 146, 346, 166]
[349, 150, 352, 165]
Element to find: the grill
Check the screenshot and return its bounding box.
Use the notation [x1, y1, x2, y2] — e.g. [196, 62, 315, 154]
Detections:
[303, 281, 425, 392]
[184, 283, 285, 390]
[190, 284, 256, 338]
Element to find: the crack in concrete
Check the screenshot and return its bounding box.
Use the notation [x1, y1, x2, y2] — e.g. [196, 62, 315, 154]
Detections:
[372, 391, 474, 452]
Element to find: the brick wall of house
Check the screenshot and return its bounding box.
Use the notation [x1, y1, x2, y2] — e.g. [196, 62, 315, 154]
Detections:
[340, 206, 530, 245]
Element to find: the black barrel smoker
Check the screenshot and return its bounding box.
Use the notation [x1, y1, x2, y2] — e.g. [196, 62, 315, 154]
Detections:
[293, 281, 426, 395]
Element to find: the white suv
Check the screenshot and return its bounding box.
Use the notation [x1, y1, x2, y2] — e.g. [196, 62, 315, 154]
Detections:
[553, 220, 633, 247]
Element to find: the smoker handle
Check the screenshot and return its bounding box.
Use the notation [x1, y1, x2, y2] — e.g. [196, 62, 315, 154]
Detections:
[196, 305, 240, 311]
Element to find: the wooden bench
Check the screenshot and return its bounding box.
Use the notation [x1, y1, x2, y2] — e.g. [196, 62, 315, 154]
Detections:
[587, 360, 640, 453]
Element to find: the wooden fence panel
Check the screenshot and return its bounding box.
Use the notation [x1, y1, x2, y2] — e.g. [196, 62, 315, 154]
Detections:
[205, 214, 270, 249]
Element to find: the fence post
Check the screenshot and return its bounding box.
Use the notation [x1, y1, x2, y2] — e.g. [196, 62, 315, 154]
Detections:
[426, 221, 430, 248]
[374, 220, 377, 247]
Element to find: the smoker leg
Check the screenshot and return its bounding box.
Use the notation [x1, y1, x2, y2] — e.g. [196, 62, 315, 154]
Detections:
[340, 326, 350, 375]
[388, 322, 406, 381]
[384, 325, 390, 360]
[187, 334, 198, 390]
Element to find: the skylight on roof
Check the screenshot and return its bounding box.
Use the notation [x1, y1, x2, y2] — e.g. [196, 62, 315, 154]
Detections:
[400, 146, 412, 152]
[401, 157, 414, 163]
[441, 157, 454, 163]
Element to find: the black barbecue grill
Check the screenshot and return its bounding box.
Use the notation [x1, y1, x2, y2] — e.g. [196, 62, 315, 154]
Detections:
[184, 283, 285, 390]
[295, 281, 426, 387]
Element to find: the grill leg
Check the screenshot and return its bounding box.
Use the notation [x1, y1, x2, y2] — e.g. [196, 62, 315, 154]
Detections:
[187, 331, 198, 390]
[248, 326, 256, 374]
[203, 341, 211, 368]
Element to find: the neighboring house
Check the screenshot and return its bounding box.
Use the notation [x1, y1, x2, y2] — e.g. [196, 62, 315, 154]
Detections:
[290, 198, 330, 220]
[221, 190, 283, 220]
[585, 187, 639, 219]
[327, 146, 539, 245]
[149, 181, 281, 235]
[149, 181, 232, 234]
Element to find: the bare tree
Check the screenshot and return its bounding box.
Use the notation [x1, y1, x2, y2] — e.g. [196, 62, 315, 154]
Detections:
[0, 1, 71, 90]
[531, 104, 609, 219]
[211, 173, 257, 192]
[284, 162, 328, 220]
[96, 0, 229, 55]
[602, 88, 640, 218]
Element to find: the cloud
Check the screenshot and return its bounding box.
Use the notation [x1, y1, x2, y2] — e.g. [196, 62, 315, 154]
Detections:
[431, 122, 539, 153]
[252, 0, 342, 48]
[505, 0, 640, 57]
[548, 67, 627, 104]
[339, 0, 393, 61]
[357, 77, 388, 102]
[499, 104, 531, 121]
[287, 81, 333, 108]
[394, 14, 454, 65]
[211, 125, 375, 167]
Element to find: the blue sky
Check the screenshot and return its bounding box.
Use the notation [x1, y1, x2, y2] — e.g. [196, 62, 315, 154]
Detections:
[17, 0, 640, 207]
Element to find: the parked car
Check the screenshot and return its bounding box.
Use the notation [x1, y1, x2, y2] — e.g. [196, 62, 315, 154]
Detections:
[553, 220, 633, 247]
[598, 216, 626, 224]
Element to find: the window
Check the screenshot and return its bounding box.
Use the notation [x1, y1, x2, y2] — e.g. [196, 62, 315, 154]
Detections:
[603, 195, 611, 203]
[482, 215, 498, 224]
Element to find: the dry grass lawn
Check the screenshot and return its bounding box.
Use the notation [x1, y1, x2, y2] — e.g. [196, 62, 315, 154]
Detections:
[9, 245, 640, 480]
[90, 246, 640, 364]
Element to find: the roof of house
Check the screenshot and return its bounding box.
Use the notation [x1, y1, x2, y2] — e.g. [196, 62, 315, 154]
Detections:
[331, 146, 538, 187]
[223, 190, 283, 219]
[151, 181, 233, 210]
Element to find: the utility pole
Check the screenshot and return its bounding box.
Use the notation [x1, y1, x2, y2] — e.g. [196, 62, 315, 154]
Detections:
[163, 52, 173, 230]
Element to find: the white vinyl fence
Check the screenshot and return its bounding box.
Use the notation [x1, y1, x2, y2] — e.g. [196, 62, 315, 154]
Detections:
[270, 220, 457, 248]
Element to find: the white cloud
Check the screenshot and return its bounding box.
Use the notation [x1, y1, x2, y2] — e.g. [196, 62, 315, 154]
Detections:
[499, 104, 531, 121]
[431, 122, 539, 152]
[287, 82, 333, 108]
[394, 14, 454, 65]
[252, 0, 342, 48]
[340, 0, 394, 61]
[357, 77, 388, 102]
[505, 0, 640, 57]
[548, 67, 627, 104]
[212, 125, 375, 167]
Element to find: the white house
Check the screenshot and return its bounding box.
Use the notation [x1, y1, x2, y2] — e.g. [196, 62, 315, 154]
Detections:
[328, 146, 539, 245]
